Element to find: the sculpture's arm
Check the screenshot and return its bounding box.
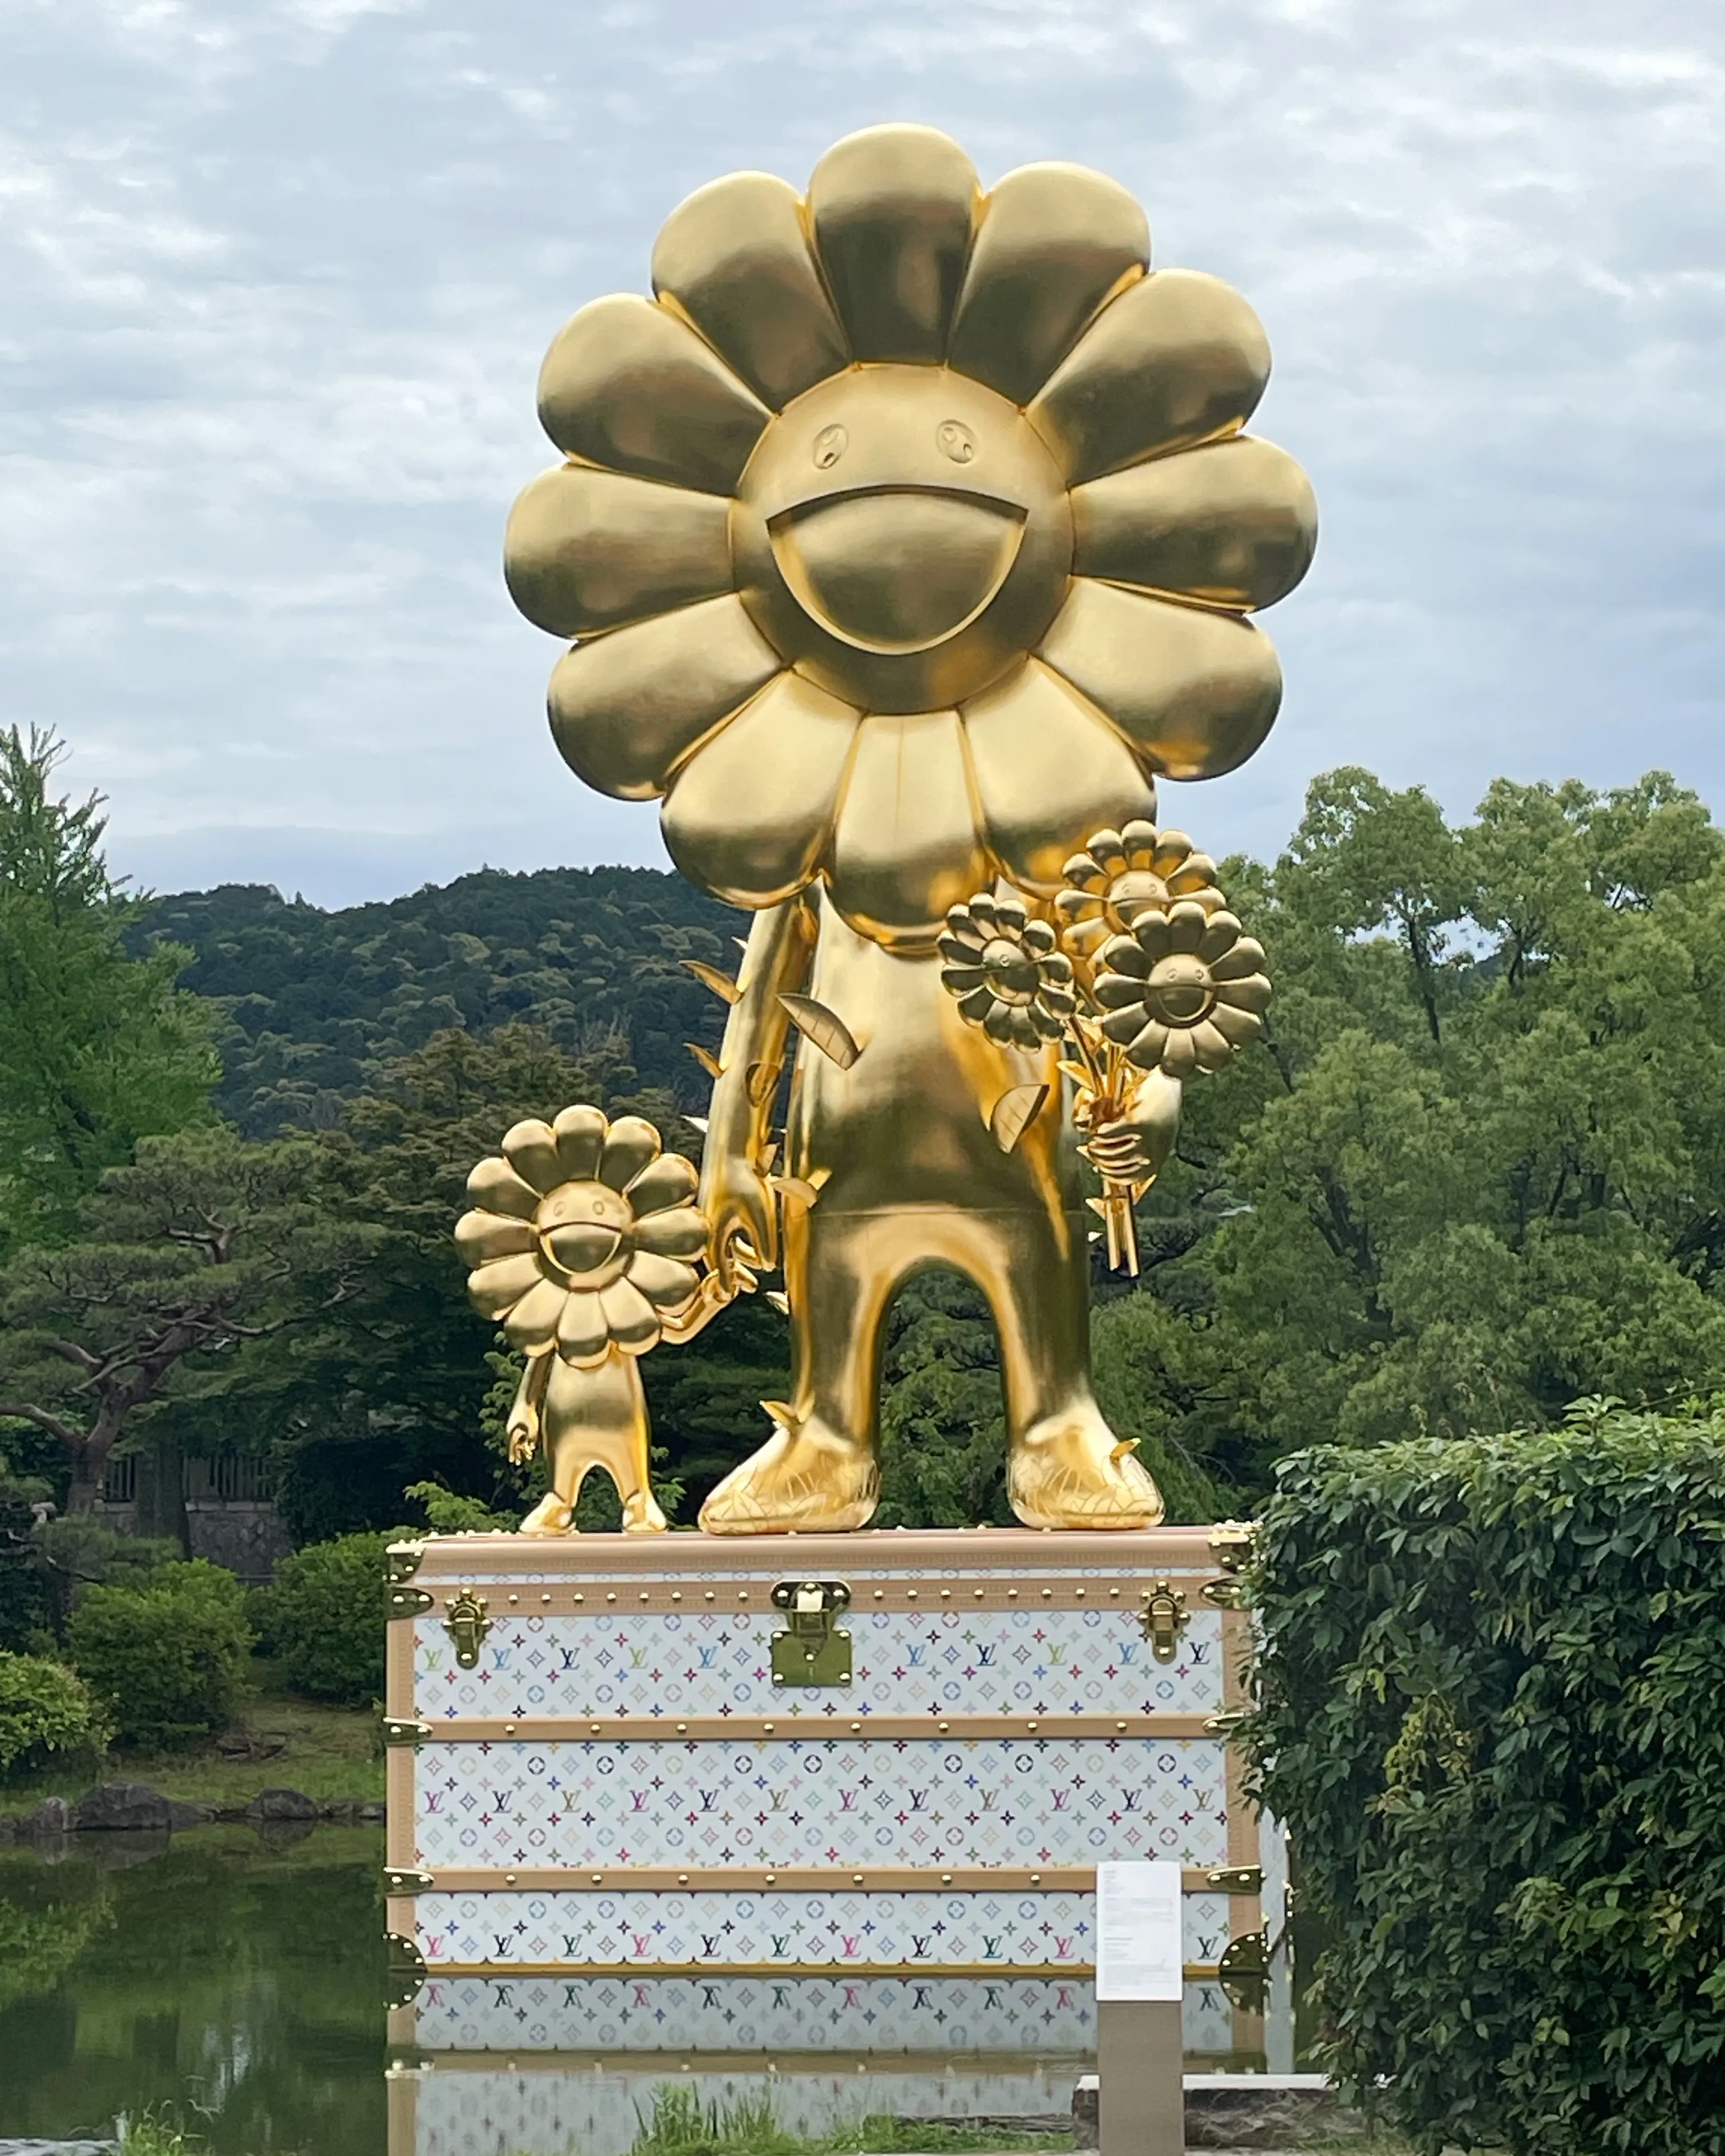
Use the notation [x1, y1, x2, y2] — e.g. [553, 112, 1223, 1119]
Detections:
[505, 1349, 552, 1463]
[697, 892, 818, 1291]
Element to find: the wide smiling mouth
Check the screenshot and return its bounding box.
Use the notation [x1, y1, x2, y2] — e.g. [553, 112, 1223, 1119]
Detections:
[767, 485, 1028, 654]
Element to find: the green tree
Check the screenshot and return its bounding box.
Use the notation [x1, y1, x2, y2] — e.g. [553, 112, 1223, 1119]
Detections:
[1106, 767, 1725, 1490]
[0, 726, 216, 1254]
[0, 1128, 371, 1511]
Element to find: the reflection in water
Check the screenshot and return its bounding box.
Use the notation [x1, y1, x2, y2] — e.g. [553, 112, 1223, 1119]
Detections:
[0, 1827, 386, 2154]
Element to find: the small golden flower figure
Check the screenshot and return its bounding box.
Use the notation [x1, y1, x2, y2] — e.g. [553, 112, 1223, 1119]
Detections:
[938, 893, 1078, 1048]
[1055, 821, 1225, 959]
[1095, 903, 1272, 1078]
[456, 1107, 711, 1534]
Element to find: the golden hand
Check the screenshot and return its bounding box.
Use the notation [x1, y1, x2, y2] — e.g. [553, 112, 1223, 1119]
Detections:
[1083, 1068, 1184, 1188]
[699, 1150, 775, 1292]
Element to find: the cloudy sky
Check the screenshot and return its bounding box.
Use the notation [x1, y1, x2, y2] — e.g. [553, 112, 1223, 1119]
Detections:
[3, 0, 1721, 907]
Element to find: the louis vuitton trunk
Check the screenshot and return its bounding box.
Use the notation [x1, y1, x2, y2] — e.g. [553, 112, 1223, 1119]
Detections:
[382, 1522, 1273, 2045]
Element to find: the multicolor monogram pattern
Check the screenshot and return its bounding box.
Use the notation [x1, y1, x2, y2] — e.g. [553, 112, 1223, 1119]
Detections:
[413, 1733, 1226, 1874]
[411, 1886, 1236, 1975]
[413, 1604, 1226, 1721]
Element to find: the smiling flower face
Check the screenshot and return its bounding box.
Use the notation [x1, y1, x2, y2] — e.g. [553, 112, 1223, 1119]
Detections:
[455, 1107, 708, 1365]
[506, 125, 1317, 946]
[1094, 902, 1272, 1077]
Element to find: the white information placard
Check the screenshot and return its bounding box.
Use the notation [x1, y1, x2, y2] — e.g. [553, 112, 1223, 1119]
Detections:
[1095, 1859, 1185, 2001]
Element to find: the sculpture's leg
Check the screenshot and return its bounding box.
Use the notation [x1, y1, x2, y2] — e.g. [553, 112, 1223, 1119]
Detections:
[524, 1348, 667, 1536]
[945, 1205, 1164, 1531]
[697, 1199, 888, 1534]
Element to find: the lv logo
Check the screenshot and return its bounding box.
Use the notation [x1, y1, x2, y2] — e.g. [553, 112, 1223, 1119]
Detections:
[976, 1646, 997, 1667]
[906, 1646, 926, 1667]
[768, 1790, 786, 1811]
[630, 1791, 648, 1811]
[982, 1936, 1003, 1959]
[910, 1935, 932, 1959]
[631, 1934, 650, 1956]
[771, 1935, 791, 1957]
[629, 1648, 648, 1668]
[1054, 1935, 1074, 1959]
[979, 1789, 998, 1812]
[907, 1789, 929, 1811]
[839, 1789, 857, 1810]
[840, 1935, 860, 1958]
[1051, 1789, 1070, 1810]
[698, 1648, 717, 1667]
[633, 1983, 651, 2007]
[700, 1934, 719, 1957]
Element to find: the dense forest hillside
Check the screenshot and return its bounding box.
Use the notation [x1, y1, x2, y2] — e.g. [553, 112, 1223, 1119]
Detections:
[131, 866, 743, 1136]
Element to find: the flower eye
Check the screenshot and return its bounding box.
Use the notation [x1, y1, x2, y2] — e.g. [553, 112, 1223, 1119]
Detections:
[812, 423, 848, 470]
[937, 420, 977, 464]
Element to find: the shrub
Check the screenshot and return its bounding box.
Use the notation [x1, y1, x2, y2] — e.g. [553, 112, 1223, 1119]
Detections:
[0, 1651, 110, 1778]
[67, 1560, 253, 1747]
[254, 1531, 391, 1705]
[1245, 1403, 1725, 2156]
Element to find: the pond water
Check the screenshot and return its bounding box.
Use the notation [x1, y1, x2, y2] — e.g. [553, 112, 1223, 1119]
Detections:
[0, 1826, 386, 2153]
[0, 1829, 1306, 2154]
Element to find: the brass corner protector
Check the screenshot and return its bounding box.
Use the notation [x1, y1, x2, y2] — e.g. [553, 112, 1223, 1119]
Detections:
[1202, 1577, 1250, 1610]
[1206, 1865, 1264, 1895]
[385, 1540, 427, 1584]
[383, 1719, 430, 1749]
[1218, 1928, 1269, 2012]
[388, 1586, 434, 1620]
[1208, 1519, 1259, 1573]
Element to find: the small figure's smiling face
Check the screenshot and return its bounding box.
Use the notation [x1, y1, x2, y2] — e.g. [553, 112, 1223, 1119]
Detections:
[731, 366, 1073, 714]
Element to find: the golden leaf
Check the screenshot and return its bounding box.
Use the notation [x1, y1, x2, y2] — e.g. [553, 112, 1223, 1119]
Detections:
[685, 1041, 723, 1080]
[747, 1060, 779, 1105]
[770, 1174, 823, 1210]
[777, 992, 861, 1069]
[988, 1082, 1048, 1155]
[682, 957, 740, 1004]
[766, 1290, 790, 1315]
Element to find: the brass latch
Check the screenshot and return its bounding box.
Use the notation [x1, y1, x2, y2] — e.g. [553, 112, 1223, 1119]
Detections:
[1138, 1579, 1191, 1663]
[770, 1579, 853, 1688]
[382, 1719, 429, 1749]
[443, 1588, 490, 1669]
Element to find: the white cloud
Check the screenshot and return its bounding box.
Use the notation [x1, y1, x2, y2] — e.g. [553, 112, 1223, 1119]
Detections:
[0, 0, 1720, 902]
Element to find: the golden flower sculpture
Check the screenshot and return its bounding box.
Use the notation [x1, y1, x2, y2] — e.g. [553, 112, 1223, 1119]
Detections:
[1055, 821, 1225, 959]
[456, 1107, 715, 1535]
[938, 892, 1077, 1047]
[1095, 903, 1272, 1077]
[505, 124, 1317, 947]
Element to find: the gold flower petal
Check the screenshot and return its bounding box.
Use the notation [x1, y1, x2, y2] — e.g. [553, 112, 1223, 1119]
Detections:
[1039, 579, 1282, 780]
[556, 1290, 610, 1365]
[599, 1116, 661, 1194]
[467, 1253, 545, 1320]
[1214, 972, 1272, 1015]
[1199, 914, 1248, 964]
[502, 1118, 563, 1195]
[1099, 1004, 1145, 1046]
[943, 907, 988, 953]
[537, 294, 772, 497]
[949, 162, 1148, 407]
[940, 962, 987, 994]
[1098, 933, 1151, 978]
[1023, 918, 1058, 955]
[1061, 856, 1107, 894]
[808, 124, 979, 363]
[1071, 435, 1317, 610]
[961, 661, 1155, 898]
[600, 1276, 662, 1353]
[1120, 819, 1159, 865]
[1211, 940, 1267, 984]
[1095, 971, 1147, 1011]
[548, 597, 783, 802]
[454, 1209, 533, 1267]
[1209, 999, 1266, 1045]
[829, 710, 990, 944]
[466, 1155, 542, 1221]
[626, 1153, 699, 1218]
[504, 463, 731, 638]
[1160, 1026, 1199, 1078]
[634, 1206, 708, 1260]
[651, 170, 850, 410]
[504, 1277, 569, 1351]
[1027, 269, 1270, 486]
[1167, 901, 1209, 954]
[1191, 1020, 1236, 1072]
[1133, 913, 1175, 962]
[627, 1250, 702, 1310]
[957, 984, 995, 1025]
[662, 672, 861, 908]
[553, 1105, 609, 1184]
[1089, 830, 1130, 875]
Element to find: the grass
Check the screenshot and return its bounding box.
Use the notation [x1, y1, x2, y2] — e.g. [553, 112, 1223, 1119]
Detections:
[2, 1661, 383, 1814]
[630, 2087, 1071, 2156]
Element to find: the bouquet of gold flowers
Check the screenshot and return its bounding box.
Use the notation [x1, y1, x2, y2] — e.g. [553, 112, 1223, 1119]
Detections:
[939, 820, 1271, 1275]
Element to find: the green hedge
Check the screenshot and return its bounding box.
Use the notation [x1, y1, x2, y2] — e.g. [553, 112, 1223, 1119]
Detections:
[254, 1531, 392, 1705]
[1246, 1406, 1725, 2155]
[0, 1651, 110, 1778]
[67, 1560, 253, 1747]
